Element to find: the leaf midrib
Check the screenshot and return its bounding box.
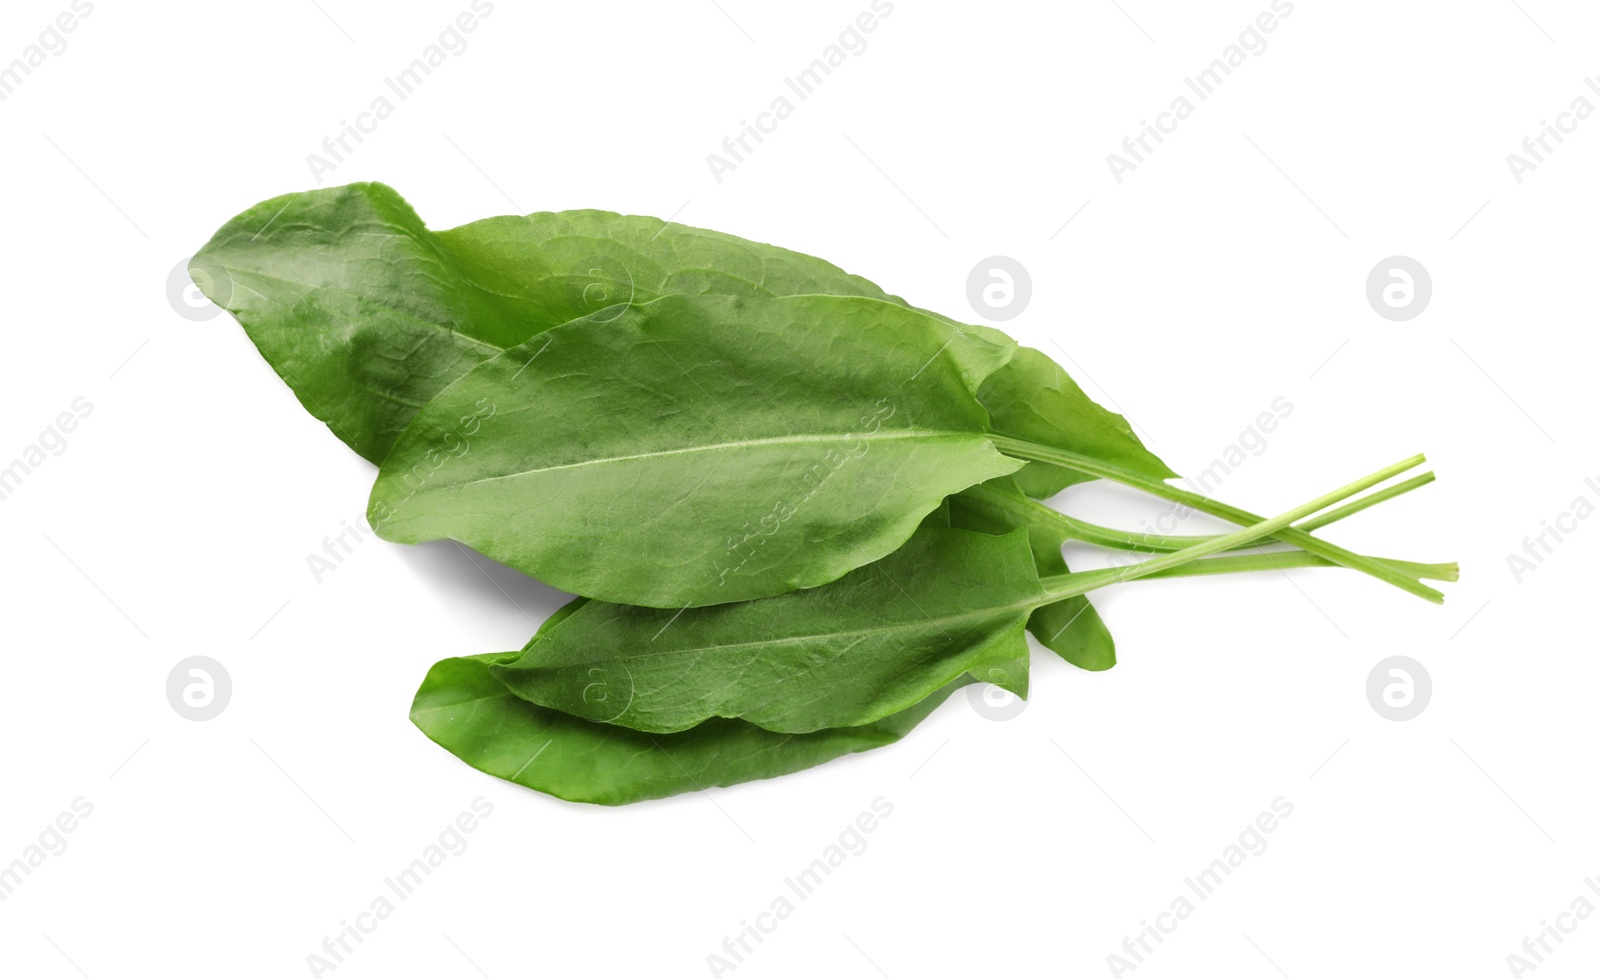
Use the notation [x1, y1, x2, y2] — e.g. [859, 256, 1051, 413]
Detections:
[411, 429, 1000, 493]
[522, 598, 1039, 677]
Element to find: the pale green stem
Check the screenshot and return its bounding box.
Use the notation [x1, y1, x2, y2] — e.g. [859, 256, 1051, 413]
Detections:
[1132, 550, 1457, 582]
[970, 472, 1452, 581]
[989, 436, 1445, 604]
[1035, 455, 1428, 602]
[1052, 472, 1436, 552]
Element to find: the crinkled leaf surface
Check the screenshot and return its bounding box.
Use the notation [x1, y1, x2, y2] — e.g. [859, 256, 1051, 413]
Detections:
[434, 206, 900, 328]
[189, 184, 517, 460]
[192, 183, 1169, 492]
[491, 526, 1043, 734]
[410, 651, 967, 806]
[192, 183, 918, 463]
[368, 293, 1024, 607]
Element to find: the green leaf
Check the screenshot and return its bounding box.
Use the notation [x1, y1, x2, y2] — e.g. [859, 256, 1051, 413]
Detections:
[193, 184, 912, 464]
[490, 453, 1433, 733]
[410, 651, 966, 806]
[491, 526, 1041, 734]
[193, 183, 1173, 493]
[979, 346, 1178, 498]
[368, 293, 1025, 607]
[434, 206, 900, 322]
[949, 479, 1116, 670]
[188, 184, 517, 461]
[1026, 571, 1117, 670]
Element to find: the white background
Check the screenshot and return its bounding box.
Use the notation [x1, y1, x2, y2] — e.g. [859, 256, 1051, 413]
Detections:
[1, 1, 1596, 976]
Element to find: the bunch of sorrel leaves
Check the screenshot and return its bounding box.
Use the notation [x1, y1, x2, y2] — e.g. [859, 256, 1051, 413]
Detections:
[192, 183, 1455, 805]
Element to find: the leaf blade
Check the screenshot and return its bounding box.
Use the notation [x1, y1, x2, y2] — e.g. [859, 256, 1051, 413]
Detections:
[190, 183, 517, 460]
[369, 294, 1024, 607]
[195, 183, 1178, 493]
[979, 346, 1179, 498]
[948, 477, 1117, 670]
[410, 651, 964, 806]
[491, 527, 1041, 733]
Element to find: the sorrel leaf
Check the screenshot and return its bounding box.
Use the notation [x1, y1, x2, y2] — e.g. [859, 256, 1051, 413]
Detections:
[189, 183, 514, 459]
[491, 526, 1043, 734]
[979, 347, 1178, 498]
[368, 293, 1025, 607]
[949, 478, 1117, 671]
[410, 651, 966, 806]
[190, 183, 1454, 806]
[492, 454, 1428, 734]
[190, 182, 935, 462]
[191, 183, 1172, 494]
